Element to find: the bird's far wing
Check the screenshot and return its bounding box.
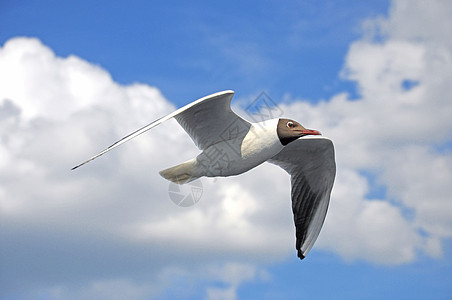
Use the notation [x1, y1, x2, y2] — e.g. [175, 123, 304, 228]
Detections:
[268, 136, 336, 259]
[174, 90, 250, 150]
[72, 90, 248, 170]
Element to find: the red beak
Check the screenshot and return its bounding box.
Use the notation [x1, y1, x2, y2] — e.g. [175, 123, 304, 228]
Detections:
[299, 129, 322, 136]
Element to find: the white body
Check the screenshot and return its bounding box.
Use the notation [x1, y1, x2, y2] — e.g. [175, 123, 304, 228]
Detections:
[194, 119, 284, 178]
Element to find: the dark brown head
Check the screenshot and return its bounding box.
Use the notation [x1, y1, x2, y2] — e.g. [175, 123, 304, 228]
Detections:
[276, 118, 321, 145]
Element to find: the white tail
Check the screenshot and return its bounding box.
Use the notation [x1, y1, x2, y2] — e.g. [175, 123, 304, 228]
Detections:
[159, 159, 199, 184]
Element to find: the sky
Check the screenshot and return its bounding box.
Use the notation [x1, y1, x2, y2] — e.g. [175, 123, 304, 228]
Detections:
[1, 0, 452, 299]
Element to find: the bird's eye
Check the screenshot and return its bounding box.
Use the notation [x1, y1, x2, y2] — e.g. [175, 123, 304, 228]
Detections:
[287, 121, 295, 128]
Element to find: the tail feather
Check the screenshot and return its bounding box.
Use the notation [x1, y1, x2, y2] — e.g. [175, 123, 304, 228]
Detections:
[159, 159, 199, 184]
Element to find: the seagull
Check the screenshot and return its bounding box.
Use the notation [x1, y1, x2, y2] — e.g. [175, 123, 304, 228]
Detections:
[72, 90, 336, 260]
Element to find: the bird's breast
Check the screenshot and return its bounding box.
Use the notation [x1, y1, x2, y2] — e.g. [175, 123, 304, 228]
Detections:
[241, 120, 284, 161]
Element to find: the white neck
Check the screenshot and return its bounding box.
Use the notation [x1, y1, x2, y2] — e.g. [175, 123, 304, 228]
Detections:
[241, 118, 284, 160]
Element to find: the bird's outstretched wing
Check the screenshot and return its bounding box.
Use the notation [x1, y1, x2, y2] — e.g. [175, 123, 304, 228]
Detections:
[174, 90, 250, 150]
[72, 90, 249, 170]
[268, 136, 336, 259]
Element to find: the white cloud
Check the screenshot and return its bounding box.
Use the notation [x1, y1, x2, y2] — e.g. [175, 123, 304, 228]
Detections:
[283, 0, 452, 265]
[317, 169, 422, 264]
[205, 263, 266, 300]
[1, 0, 452, 298]
[0, 37, 278, 300]
[384, 0, 452, 49]
[40, 279, 156, 300]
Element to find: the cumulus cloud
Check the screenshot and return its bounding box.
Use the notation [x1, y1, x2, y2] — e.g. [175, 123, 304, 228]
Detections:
[0, 37, 286, 300]
[1, 0, 452, 299]
[281, 0, 452, 264]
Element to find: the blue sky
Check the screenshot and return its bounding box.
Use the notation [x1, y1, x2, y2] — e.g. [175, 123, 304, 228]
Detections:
[1, 1, 452, 300]
[0, 0, 388, 102]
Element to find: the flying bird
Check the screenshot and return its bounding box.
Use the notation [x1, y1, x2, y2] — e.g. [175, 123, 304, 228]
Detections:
[72, 90, 336, 260]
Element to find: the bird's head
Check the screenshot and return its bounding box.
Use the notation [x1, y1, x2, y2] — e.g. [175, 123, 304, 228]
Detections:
[276, 118, 321, 145]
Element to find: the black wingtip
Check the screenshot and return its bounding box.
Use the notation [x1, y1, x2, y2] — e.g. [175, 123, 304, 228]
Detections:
[71, 159, 91, 170]
[71, 163, 84, 170]
[297, 250, 306, 260]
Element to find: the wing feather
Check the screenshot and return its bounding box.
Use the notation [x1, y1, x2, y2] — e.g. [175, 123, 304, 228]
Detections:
[174, 90, 250, 150]
[72, 90, 247, 169]
[268, 136, 335, 259]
